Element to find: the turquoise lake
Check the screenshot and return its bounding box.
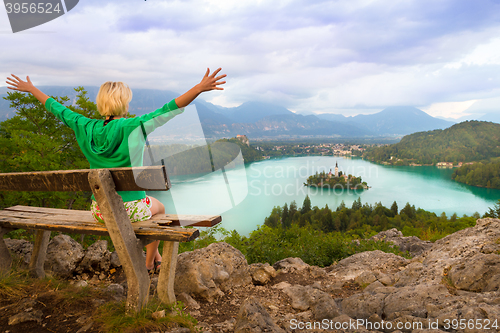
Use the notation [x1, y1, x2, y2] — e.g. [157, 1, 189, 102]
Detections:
[149, 156, 500, 236]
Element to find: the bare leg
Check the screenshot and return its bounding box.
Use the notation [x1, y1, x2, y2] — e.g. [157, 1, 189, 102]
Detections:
[146, 196, 165, 269]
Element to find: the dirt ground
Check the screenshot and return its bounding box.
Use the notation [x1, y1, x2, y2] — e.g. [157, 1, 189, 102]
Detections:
[0, 268, 362, 333]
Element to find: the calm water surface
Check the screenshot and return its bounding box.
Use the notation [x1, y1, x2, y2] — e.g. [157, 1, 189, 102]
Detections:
[149, 156, 500, 235]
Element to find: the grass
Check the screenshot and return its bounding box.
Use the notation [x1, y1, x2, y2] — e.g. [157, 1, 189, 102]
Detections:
[94, 299, 199, 333]
[1, 261, 200, 333]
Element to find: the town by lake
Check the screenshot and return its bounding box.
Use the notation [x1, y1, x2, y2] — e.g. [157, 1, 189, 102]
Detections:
[150, 156, 500, 236]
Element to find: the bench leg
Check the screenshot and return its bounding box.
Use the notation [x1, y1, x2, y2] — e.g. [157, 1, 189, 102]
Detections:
[0, 227, 13, 274]
[89, 169, 150, 313]
[29, 230, 51, 278]
[157, 241, 179, 304]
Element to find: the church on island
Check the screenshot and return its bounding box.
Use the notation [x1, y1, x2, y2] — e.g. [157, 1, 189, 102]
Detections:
[305, 161, 369, 190]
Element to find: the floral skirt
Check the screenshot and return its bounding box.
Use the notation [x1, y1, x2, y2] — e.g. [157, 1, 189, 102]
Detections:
[91, 196, 152, 223]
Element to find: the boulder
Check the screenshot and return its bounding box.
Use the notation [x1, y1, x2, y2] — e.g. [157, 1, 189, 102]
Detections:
[394, 218, 500, 287]
[174, 242, 251, 301]
[371, 228, 433, 257]
[272, 257, 309, 273]
[341, 292, 385, 320]
[383, 284, 451, 320]
[328, 250, 408, 282]
[44, 234, 84, 278]
[283, 285, 341, 320]
[234, 297, 285, 333]
[76, 240, 111, 274]
[249, 263, 277, 285]
[5, 238, 33, 265]
[448, 253, 500, 292]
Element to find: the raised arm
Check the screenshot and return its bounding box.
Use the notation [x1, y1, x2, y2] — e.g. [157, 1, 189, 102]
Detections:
[6, 74, 50, 105]
[174, 68, 226, 108]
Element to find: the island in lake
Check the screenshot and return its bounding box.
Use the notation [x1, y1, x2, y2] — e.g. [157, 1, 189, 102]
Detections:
[304, 162, 369, 190]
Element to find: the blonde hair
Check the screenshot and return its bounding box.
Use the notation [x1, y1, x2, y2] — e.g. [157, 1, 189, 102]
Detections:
[96, 81, 133, 116]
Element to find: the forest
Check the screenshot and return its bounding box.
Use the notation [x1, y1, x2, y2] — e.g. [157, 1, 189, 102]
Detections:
[451, 159, 500, 189]
[363, 121, 500, 165]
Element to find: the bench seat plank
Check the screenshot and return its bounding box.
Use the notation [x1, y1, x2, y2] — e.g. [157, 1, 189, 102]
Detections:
[0, 213, 198, 242]
[4, 205, 222, 227]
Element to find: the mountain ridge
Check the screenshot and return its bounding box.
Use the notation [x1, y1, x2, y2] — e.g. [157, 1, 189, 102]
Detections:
[1, 86, 462, 138]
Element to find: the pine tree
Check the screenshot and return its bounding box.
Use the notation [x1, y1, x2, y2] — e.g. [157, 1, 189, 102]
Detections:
[390, 201, 398, 215]
[301, 195, 311, 214]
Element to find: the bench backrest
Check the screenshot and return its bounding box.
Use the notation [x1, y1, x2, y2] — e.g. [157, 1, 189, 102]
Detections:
[0, 166, 170, 192]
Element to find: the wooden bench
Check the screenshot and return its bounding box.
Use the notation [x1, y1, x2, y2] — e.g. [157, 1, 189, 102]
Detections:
[0, 166, 221, 312]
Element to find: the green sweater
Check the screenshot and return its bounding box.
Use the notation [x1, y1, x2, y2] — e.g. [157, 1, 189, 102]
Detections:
[45, 98, 183, 201]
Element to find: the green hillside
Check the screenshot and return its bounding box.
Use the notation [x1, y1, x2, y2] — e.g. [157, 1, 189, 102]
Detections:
[363, 121, 500, 165]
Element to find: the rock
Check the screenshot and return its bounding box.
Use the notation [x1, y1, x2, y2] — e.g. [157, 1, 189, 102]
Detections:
[109, 251, 121, 268]
[328, 250, 408, 283]
[234, 297, 285, 333]
[272, 281, 291, 290]
[174, 242, 251, 301]
[272, 257, 309, 273]
[213, 318, 236, 332]
[8, 310, 43, 325]
[76, 240, 111, 273]
[177, 292, 200, 310]
[341, 292, 385, 320]
[75, 280, 88, 288]
[152, 310, 165, 320]
[354, 271, 377, 286]
[384, 284, 450, 320]
[249, 263, 277, 285]
[371, 228, 433, 257]
[283, 285, 341, 320]
[106, 283, 125, 301]
[4, 238, 33, 265]
[364, 281, 384, 293]
[44, 235, 84, 278]
[394, 218, 500, 287]
[448, 253, 500, 292]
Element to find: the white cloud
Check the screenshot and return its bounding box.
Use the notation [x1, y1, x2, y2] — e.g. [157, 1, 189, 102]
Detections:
[1, 0, 500, 117]
[421, 100, 477, 119]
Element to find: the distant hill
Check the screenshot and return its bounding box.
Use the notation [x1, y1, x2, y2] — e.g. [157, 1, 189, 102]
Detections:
[363, 121, 500, 165]
[317, 106, 455, 135]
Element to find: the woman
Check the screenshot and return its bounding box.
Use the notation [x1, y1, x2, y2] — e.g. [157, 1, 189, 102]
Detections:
[6, 68, 226, 272]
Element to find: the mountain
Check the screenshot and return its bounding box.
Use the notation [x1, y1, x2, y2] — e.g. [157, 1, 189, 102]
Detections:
[318, 106, 455, 136]
[0, 87, 454, 139]
[363, 120, 500, 165]
[202, 113, 373, 138]
[215, 101, 294, 123]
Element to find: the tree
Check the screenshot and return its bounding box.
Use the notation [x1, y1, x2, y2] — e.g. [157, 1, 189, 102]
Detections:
[289, 200, 298, 223]
[351, 197, 362, 211]
[282, 203, 291, 229]
[0, 88, 101, 209]
[483, 199, 500, 218]
[390, 201, 398, 215]
[301, 195, 311, 214]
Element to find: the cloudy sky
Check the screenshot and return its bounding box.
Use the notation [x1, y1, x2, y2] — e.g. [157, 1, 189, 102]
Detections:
[1, 0, 500, 119]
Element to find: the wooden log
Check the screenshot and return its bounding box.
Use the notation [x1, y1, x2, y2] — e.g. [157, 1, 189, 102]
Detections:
[157, 241, 179, 305]
[0, 227, 13, 273]
[0, 166, 169, 192]
[89, 169, 150, 313]
[29, 230, 51, 278]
